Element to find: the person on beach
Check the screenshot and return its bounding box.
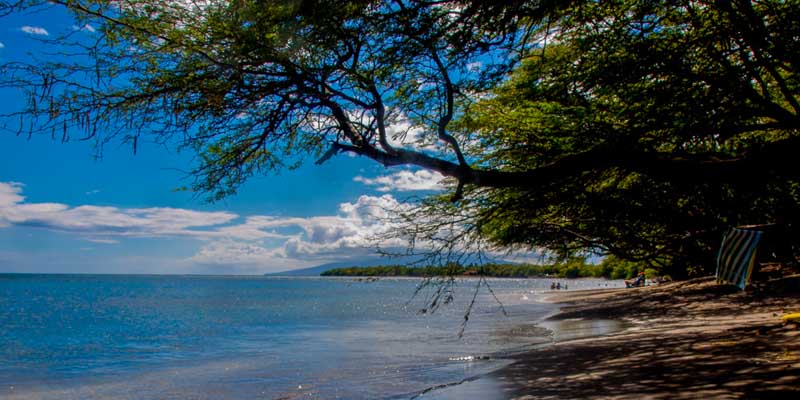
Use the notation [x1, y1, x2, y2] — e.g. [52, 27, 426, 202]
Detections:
[551, 282, 556, 290]
[625, 272, 646, 288]
[556, 282, 561, 290]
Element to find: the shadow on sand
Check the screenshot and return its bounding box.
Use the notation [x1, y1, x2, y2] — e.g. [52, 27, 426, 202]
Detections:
[488, 277, 800, 399]
[492, 326, 799, 399]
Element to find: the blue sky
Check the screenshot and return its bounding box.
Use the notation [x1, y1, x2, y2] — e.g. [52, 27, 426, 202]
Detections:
[0, 5, 452, 274]
[0, 123, 447, 274]
[0, 133, 446, 274]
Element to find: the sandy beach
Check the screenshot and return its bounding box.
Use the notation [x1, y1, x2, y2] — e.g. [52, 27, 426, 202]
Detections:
[431, 277, 800, 399]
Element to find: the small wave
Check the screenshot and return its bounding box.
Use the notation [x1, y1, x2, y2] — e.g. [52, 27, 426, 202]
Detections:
[447, 354, 490, 362]
[409, 375, 482, 400]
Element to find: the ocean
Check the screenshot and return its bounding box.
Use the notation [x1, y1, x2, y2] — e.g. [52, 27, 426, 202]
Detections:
[0, 274, 622, 399]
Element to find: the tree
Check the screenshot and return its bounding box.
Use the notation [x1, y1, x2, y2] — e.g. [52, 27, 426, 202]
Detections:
[451, 0, 800, 278]
[2, 1, 799, 278]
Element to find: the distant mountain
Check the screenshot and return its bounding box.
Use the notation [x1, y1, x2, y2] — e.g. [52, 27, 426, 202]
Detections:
[267, 255, 529, 276]
[266, 258, 397, 276]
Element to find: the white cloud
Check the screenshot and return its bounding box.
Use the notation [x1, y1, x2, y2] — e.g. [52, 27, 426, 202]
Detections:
[467, 61, 483, 72]
[209, 216, 293, 241]
[190, 239, 283, 265]
[86, 189, 101, 195]
[386, 119, 437, 150]
[338, 193, 404, 223]
[0, 42, 5, 49]
[73, 24, 96, 33]
[0, 182, 237, 238]
[187, 194, 411, 270]
[85, 238, 120, 244]
[20, 26, 49, 36]
[0, 182, 25, 207]
[355, 169, 446, 192]
[187, 240, 325, 273]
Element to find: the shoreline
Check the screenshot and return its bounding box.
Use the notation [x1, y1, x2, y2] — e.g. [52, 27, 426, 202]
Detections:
[425, 277, 800, 399]
[413, 287, 630, 400]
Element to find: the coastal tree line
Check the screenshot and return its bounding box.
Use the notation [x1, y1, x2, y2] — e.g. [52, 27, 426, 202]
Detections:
[321, 257, 648, 280]
[1, 0, 798, 279]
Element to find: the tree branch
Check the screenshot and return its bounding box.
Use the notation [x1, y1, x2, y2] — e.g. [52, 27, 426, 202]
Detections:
[429, 44, 468, 167]
[318, 134, 800, 191]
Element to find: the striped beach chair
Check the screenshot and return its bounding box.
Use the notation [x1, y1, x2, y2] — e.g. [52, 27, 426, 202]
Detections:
[716, 228, 764, 290]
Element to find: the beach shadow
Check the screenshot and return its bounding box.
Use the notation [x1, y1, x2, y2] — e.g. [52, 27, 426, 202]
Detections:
[488, 278, 800, 399]
[490, 325, 800, 399]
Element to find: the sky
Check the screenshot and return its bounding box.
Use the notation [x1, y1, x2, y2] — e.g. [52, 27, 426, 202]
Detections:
[0, 4, 453, 274]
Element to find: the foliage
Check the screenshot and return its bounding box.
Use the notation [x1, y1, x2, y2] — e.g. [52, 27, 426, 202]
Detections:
[2, 1, 799, 278]
[598, 255, 647, 280]
[321, 257, 637, 280]
[442, 0, 800, 278]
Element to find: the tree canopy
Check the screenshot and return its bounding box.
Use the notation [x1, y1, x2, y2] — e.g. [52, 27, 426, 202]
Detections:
[2, 0, 798, 278]
[455, 0, 800, 277]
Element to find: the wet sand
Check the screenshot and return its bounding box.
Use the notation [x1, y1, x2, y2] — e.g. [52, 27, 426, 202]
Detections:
[427, 277, 800, 399]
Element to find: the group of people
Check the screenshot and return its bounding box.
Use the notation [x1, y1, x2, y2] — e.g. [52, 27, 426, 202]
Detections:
[548, 272, 648, 291]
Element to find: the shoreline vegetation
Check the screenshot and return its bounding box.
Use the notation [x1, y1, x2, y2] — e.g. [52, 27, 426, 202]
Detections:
[436, 277, 800, 399]
[320, 258, 655, 280]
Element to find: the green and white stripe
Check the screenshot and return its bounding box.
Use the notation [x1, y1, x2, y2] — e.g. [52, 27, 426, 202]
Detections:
[716, 228, 763, 290]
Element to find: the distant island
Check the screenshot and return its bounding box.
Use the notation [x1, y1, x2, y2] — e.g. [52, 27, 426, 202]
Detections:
[321, 257, 652, 280]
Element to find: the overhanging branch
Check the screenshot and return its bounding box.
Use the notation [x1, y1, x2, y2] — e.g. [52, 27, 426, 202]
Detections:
[316, 134, 800, 192]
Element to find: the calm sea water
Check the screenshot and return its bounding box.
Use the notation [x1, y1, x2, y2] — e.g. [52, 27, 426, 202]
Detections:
[0, 275, 621, 399]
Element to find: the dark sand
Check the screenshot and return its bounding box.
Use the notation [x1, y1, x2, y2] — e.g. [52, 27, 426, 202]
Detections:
[427, 277, 800, 399]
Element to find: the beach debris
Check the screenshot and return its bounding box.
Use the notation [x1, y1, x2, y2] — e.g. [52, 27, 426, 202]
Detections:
[776, 349, 797, 361]
[780, 312, 800, 324]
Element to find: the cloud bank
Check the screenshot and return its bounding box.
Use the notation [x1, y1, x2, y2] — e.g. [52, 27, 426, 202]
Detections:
[0, 182, 238, 237]
[0, 182, 408, 273]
